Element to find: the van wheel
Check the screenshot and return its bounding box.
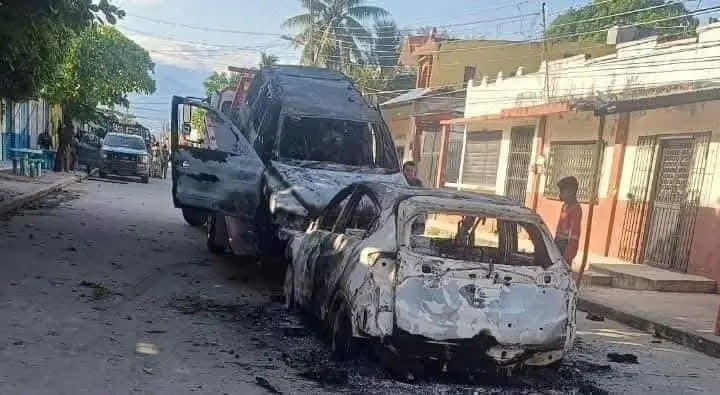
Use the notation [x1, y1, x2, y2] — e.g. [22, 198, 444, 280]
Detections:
[206, 215, 226, 254]
[330, 305, 354, 360]
[182, 208, 206, 228]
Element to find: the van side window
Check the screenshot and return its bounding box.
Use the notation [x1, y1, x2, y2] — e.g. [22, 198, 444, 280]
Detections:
[246, 76, 263, 109]
[254, 101, 280, 160]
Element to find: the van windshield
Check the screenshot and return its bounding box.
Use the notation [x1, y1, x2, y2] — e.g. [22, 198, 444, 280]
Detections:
[103, 134, 146, 151]
[277, 117, 399, 170]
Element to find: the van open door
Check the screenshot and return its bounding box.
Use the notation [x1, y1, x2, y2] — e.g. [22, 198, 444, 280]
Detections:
[170, 95, 265, 220]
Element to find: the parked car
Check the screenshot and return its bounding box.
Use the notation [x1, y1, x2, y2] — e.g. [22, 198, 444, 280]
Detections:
[99, 132, 151, 183]
[284, 182, 576, 376]
[170, 65, 406, 260]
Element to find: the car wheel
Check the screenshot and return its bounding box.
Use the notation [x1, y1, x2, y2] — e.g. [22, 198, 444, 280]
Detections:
[330, 305, 354, 361]
[283, 264, 295, 310]
[141, 176, 149, 184]
[182, 208, 206, 228]
[206, 215, 226, 254]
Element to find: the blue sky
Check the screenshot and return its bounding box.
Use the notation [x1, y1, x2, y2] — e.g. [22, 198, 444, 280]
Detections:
[111, 0, 713, 132]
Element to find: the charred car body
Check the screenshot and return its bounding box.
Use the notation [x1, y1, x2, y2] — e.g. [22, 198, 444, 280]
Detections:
[170, 65, 406, 260]
[285, 182, 576, 375]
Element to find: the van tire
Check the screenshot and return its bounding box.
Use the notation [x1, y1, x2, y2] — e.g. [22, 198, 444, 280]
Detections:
[206, 215, 226, 254]
[182, 208, 206, 228]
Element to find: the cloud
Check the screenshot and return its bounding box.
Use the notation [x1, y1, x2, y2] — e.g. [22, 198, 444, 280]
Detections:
[124, 31, 261, 72]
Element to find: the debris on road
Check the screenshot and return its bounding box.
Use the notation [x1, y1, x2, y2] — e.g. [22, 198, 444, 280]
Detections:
[606, 353, 639, 364]
[586, 313, 605, 322]
[255, 376, 282, 394]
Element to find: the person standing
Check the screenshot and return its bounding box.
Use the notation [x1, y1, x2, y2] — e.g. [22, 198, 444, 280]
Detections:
[555, 176, 582, 265]
[160, 144, 170, 179]
[38, 129, 52, 150]
[402, 161, 423, 187]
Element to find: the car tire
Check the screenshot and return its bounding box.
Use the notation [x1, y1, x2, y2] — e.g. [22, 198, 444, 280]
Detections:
[283, 264, 295, 310]
[206, 215, 226, 254]
[330, 305, 354, 361]
[141, 176, 149, 184]
[182, 208, 206, 228]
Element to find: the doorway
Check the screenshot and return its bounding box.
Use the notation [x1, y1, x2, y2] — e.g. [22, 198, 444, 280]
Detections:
[504, 126, 535, 205]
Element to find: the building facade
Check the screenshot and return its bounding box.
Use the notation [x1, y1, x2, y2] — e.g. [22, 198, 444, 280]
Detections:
[428, 23, 720, 284]
[1, 99, 51, 160]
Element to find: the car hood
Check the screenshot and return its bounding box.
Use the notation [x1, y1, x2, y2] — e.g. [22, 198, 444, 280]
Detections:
[102, 146, 146, 155]
[270, 160, 407, 214]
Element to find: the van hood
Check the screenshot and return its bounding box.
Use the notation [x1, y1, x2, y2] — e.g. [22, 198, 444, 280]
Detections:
[270, 160, 406, 214]
[102, 145, 147, 155]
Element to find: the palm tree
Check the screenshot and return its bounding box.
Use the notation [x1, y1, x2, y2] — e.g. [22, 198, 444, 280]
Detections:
[281, 0, 390, 69]
[259, 52, 279, 68]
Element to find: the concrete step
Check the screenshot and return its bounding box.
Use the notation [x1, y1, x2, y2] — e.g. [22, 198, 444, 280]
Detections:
[572, 269, 613, 287]
[590, 263, 717, 293]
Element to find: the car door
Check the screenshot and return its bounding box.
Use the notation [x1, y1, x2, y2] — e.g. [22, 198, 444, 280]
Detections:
[311, 189, 381, 317]
[170, 96, 265, 219]
[296, 187, 355, 308]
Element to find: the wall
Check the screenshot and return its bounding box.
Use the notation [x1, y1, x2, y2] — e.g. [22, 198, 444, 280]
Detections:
[1, 99, 49, 159]
[430, 39, 615, 90]
[464, 22, 720, 118]
[382, 103, 413, 161]
[617, 101, 720, 281]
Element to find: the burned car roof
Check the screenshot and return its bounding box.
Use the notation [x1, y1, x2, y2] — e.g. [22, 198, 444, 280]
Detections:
[261, 65, 383, 123]
[355, 181, 523, 210]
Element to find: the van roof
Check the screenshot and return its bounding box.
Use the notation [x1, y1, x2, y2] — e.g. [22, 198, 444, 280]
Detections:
[260, 65, 383, 123]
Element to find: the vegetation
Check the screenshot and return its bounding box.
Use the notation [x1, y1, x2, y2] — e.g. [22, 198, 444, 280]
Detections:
[203, 72, 242, 97]
[0, 0, 124, 100]
[44, 25, 156, 170]
[281, 0, 390, 68]
[548, 0, 698, 42]
[260, 52, 279, 68]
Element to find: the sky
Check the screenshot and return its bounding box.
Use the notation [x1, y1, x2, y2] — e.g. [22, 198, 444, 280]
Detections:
[110, 0, 715, 133]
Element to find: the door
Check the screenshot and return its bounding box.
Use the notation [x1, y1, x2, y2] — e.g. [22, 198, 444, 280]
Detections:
[170, 96, 265, 219]
[504, 126, 534, 204]
[642, 137, 701, 271]
[419, 123, 441, 187]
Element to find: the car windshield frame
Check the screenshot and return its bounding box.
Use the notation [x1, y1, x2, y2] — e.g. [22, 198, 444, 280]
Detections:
[103, 134, 146, 151]
[275, 115, 399, 171]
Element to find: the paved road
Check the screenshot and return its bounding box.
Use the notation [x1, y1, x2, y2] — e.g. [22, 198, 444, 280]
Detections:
[0, 176, 718, 394]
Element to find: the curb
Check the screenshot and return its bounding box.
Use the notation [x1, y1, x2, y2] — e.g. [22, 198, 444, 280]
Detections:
[577, 296, 720, 359]
[0, 171, 89, 216]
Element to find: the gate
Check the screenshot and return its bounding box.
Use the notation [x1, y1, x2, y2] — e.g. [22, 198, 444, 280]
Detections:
[504, 126, 535, 204]
[642, 134, 709, 272]
[618, 135, 657, 262]
[419, 123, 441, 187]
[618, 133, 710, 272]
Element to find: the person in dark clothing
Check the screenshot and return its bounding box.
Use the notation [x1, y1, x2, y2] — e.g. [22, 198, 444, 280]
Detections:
[160, 144, 170, 179]
[38, 129, 52, 150]
[403, 161, 423, 187]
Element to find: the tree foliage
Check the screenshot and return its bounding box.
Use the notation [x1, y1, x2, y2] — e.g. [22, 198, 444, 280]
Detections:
[203, 72, 241, 98]
[260, 52, 279, 68]
[0, 0, 125, 100]
[282, 0, 390, 68]
[44, 25, 156, 122]
[547, 0, 698, 43]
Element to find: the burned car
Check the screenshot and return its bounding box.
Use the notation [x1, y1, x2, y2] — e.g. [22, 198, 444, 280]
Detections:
[170, 65, 406, 261]
[285, 182, 576, 375]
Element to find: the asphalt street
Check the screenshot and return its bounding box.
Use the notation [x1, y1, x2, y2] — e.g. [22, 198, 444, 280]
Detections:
[0, 175, 717, 394]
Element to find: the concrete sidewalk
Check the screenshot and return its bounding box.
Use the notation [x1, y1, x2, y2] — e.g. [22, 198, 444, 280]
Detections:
[578, 286, 720, 358]
[0, 169, 87, 216]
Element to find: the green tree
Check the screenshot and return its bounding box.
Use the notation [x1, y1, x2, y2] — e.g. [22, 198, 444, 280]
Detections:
[203, 72, 241, 97]
[44, 25, 156, 170]
[547, 0, 698, 43]
[281, 0, 390, 69]
[0, 0, 124, 100]
[259, 52, 279, 68]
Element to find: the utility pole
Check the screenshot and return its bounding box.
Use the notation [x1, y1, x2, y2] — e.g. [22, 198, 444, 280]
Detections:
[541, 2, 550, 101]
